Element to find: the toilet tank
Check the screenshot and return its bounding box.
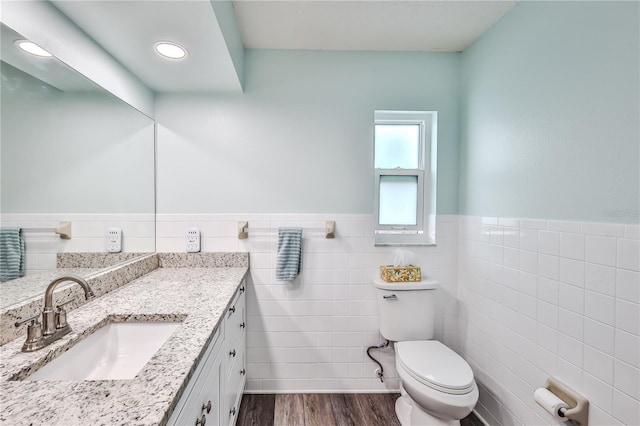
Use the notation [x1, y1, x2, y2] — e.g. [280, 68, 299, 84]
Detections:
[373, 277, 438, 341]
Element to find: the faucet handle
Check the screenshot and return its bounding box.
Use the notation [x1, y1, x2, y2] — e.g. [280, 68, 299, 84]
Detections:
[14, 314, 41, 328]
[55, 297, 76, 331]
[15, 315, 44, 352]
[56, 297, 77, 310]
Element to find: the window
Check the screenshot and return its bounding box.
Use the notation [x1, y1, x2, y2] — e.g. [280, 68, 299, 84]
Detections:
[374, 110, 437, 246]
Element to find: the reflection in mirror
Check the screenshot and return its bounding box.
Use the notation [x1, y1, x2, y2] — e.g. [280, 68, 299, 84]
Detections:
[0, 24, 155, 309]
[0, 252, 150, 311]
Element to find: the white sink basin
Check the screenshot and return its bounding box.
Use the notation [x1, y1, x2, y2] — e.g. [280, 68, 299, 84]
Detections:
[26, 322, 182, 381]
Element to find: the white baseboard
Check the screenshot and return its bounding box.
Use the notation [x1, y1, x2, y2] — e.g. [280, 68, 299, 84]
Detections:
[243, 389, 401, 394]
[471, 409, 490, 425]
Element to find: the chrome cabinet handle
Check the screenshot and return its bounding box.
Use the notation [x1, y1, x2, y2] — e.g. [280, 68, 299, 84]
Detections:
[195, 414, 206, 426]
[240, 286, 245, 293]
[229, 349, 236, 357]
[240, 369, 246, 375]
[202, 400, 212, 413]
[240, 322, 246, 329]
[230, 407, 236, 416]
[383, 294, 398, 300]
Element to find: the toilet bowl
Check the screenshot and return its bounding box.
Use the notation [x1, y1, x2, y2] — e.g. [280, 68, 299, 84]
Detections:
[394, 341, 478, 425]
[372, 277, 478, 425]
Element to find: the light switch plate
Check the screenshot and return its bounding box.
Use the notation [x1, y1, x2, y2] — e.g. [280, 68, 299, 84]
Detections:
[106, 227, 122, 253]
[186, 227, 201, 253]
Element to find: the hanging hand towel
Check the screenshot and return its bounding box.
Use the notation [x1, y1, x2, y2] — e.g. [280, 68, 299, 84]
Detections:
[0, 228, 26, 282]
[276, 227, 303, 281]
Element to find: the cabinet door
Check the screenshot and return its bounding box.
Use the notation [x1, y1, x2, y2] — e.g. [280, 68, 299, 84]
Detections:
[168, 326, 223, 426]
[232, 334, 247, 426]
[223, 333, 246, 426]
[197, 351, 223, 426]
[170, 369, 208, 426]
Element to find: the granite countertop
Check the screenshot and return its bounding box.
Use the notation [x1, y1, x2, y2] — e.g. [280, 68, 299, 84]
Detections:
[0, 266, 248, 426]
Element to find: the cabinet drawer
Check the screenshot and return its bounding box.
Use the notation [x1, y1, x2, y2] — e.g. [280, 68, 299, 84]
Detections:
[224, 284, 246, 350]
[223, 333, 246, 426]
[224, 326, 243, 381]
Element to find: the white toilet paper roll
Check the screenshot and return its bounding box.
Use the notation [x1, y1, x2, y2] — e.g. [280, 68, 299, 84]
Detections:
[534, 388, 569, 421]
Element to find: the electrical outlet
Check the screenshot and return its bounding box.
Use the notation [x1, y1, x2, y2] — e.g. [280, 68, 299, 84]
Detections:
[186, 227, 201, 253]
[106, 227, 122, 253]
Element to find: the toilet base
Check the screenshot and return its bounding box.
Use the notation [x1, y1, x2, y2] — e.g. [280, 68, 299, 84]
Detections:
[395, 393, 412, 425]
[394, 390, 461, 426]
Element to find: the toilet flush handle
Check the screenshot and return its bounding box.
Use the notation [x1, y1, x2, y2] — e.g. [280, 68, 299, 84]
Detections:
[383, 294, 398, 300]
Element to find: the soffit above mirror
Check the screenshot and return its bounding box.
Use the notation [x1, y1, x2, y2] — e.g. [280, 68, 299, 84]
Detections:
[0, 25, 99, 92]
[50, 0, 244, 93]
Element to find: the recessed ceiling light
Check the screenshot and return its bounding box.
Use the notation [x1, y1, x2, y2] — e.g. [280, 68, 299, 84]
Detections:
[154, 41, 187, 60]
[15, 40, 52, 57]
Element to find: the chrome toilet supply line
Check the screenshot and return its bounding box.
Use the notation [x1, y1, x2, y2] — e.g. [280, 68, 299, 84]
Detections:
[15, 275, 95, 352]
[366, 339, 389, 382]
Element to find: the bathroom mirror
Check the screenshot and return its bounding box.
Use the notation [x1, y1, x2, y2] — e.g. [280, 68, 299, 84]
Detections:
[0, 24, 155, 309]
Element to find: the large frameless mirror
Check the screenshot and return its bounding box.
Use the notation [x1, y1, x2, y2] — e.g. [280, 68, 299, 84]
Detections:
[0, 23, 155, 310]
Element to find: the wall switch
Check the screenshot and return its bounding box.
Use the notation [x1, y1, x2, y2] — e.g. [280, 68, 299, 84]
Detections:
[186, 227, 201, 253]
[106, 227, 122, 253]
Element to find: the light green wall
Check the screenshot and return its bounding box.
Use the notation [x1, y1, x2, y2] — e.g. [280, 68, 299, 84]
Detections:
[156, 49, 460, 214]
[459, 1, 639, 223]
[1, 63, 155, 214]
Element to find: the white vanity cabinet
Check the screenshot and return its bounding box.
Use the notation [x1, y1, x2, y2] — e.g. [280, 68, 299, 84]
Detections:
[168, 281, 246, 426]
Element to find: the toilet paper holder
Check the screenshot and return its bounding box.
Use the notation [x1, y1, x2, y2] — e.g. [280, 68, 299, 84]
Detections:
[538, 377, 589, 426]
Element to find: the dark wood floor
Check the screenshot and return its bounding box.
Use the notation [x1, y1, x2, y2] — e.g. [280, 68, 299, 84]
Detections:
[237, 393, 484, 426]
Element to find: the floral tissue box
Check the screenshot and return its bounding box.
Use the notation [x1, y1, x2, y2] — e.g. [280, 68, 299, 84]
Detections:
[380, 265, 422, 282]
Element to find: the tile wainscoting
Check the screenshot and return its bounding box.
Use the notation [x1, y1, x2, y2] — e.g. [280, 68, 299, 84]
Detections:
[458, 216, 639, 426]
[6, 211, 636, 423]
[156, 214, 459, 393]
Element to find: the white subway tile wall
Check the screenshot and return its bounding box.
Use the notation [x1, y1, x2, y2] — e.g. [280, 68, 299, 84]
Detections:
[9, 212, 635, 419]
[0, 214, 155, 274]
[156, 214, 458, 393]
[459, 216, 640, 426]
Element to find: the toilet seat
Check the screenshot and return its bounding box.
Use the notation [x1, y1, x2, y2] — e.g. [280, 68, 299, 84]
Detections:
[396, 341, 475, 395]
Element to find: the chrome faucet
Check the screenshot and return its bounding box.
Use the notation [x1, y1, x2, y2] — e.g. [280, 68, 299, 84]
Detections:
[42, 275, 95, 336]
[15, 275, 95, 352]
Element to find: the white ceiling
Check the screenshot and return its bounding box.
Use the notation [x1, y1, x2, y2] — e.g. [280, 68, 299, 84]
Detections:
[49, 0, 517, 93]
[234, 0, 517, 52]
[51, 0, 242, 93]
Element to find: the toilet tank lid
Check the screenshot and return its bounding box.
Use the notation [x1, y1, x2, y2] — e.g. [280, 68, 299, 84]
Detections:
[373, 277, 438, 290]
[396, 341, 474, 391]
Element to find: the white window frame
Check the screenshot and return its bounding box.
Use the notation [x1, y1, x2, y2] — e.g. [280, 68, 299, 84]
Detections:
[374, 110, 437, 246]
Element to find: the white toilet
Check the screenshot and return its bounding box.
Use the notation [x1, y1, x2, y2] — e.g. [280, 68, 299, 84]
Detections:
[373, 277, 479, 426]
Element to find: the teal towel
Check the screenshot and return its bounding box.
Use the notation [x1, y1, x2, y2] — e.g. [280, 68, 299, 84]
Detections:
[0, 228, 26, 282]
[276, 228, 302, 281]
